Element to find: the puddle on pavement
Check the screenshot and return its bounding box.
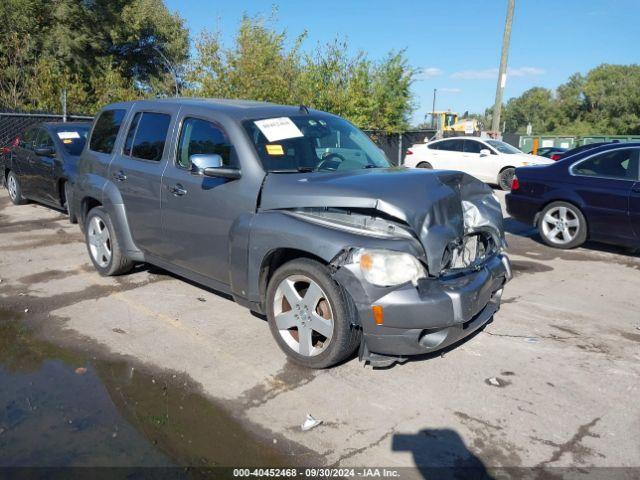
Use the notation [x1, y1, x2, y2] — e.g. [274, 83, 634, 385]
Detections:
[0, 306, 302, 468]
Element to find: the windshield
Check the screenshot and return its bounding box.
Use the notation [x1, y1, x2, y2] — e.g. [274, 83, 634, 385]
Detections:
[242, 115, 390, 173]
[54, 126, 90, 155]
[485, 140, 521, 155]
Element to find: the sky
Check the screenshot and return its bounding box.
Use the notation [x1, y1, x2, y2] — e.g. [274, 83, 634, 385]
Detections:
[165, 0, 640, 126]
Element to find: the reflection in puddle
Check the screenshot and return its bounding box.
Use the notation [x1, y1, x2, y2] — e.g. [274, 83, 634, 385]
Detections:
[0, 307, 297, 467]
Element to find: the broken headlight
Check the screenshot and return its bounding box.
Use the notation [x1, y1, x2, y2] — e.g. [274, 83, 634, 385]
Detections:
[352, 248, 426, 287]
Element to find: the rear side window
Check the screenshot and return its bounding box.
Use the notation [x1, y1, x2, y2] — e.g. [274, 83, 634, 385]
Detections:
[90, 109, 126, 154]
[124, 112, 171, 162]
[176, 117, 234, 169]
[573, 148, 639, 180]
[437, 139, 463, 152]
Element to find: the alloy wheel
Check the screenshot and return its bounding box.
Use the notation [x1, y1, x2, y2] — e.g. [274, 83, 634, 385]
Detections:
[87, 216, 112, 268]
[500, 169, 515, 190]
[7, 174, 17, 201]
[273, 274, 334, 357]
[541, 206, 580, 245]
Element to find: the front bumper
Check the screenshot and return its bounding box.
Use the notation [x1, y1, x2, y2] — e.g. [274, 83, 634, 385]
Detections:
[334, 253, 511, 357]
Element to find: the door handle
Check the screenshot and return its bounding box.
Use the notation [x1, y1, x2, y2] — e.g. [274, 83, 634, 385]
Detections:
[112, 171, 127, 182]
[170, 184, 187, 196]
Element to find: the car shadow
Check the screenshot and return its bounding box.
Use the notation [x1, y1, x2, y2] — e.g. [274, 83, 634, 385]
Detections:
[504, 217, 639, 258]
[131, 263, 235, 302]
[392, 428, 493, 479]
[12, 198, 67, 217]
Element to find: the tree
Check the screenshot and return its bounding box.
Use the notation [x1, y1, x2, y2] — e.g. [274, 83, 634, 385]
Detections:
[189, 13, 304, 104]
[502, 87, 555, 134]
[0, 0, 189, 112]
[499, 64, 640, 135]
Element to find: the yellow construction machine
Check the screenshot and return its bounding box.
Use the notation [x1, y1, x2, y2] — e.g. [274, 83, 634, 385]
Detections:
[426, 111, 480, 136]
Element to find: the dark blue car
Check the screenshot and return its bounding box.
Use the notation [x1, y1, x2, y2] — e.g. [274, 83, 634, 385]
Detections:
[2, 122, 91, 222]
[506, 142, 640, 249]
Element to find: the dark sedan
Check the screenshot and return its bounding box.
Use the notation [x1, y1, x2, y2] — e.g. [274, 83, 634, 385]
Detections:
[550, 141, 615, 161]
[2, 122, 91, 222]
[506, 142, 640, 249]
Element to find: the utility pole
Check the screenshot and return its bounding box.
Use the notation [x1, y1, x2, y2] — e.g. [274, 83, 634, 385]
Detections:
[491, 0, 515, 133]
[431, 88, 437, 128]
[61, 89, 67, 122]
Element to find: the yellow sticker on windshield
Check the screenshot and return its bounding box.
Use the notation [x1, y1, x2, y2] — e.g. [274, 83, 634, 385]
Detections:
[266, 144, 284, 156]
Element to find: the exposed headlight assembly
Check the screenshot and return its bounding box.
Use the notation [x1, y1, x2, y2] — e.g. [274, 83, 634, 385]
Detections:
[352, 248, 427, 287]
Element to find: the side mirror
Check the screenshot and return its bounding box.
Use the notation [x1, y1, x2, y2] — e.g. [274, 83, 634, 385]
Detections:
[190, 154, 223, 174]
[35, 146, 55, 157]
[189, 154, 241, 180]
[479, 149, 491, 157]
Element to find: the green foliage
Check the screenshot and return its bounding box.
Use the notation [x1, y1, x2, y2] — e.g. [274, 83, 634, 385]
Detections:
[0, 0, 189, 113]
[188, 14, 416, 132]
[501, 64, 640, 135]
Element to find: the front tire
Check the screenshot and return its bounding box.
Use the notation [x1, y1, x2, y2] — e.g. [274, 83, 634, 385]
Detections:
[84, 206, 134, 276]
[417, 162, 433, 169]
[6, 171, 27, 205]
[498, 167, 516, 191]
[266, 258, 361, 369]
[537, 201, 587, 249]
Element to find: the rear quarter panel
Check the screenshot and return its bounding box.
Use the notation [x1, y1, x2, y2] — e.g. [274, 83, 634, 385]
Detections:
[404, 144, 428, 168]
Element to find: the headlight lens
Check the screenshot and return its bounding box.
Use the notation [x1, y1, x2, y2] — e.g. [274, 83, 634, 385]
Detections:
[352, 249, 426, 287]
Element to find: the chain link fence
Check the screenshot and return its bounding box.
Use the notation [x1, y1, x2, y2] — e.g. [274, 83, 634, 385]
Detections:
[0, 112, 94, 151]
[364, 130, 436, 166]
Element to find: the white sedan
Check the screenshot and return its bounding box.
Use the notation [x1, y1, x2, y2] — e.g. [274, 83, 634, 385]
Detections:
[404, 137, 553, 190]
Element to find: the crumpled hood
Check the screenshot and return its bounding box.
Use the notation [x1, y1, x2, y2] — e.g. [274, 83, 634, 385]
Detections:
[259, 168, 505, 273]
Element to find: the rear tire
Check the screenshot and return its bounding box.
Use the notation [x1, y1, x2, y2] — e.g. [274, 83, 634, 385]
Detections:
[537, 201, 587, 249]
[6, 171, 27, 205]
[266, 258, 361, 369]
[417, 162, 432, 169]
[84, 206, 134, 276]
[498, 167, 516, 191]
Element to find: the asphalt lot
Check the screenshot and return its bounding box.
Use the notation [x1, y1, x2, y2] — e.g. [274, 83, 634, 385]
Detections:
[0, 189, 639, 474]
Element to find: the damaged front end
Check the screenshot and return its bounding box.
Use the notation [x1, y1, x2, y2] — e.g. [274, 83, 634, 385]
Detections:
[259, 168, 512, 366]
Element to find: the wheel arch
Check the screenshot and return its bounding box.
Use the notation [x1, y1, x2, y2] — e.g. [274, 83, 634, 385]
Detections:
[258, 248, 328, 306]
[81, 196, 103, 223]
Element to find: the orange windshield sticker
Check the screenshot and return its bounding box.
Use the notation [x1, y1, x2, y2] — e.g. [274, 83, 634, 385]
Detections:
[266, 144, 284, 156]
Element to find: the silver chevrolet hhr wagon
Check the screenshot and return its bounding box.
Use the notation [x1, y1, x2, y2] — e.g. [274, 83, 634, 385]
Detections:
[73, 98, 511, 368]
